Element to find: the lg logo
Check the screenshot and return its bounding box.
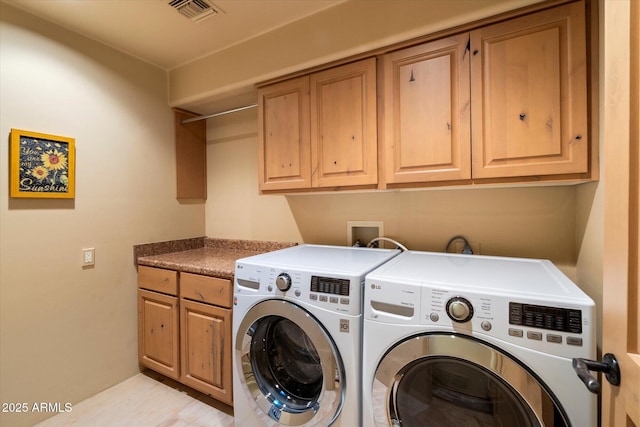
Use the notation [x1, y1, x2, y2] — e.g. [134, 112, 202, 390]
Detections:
[370, 284, 381, 290]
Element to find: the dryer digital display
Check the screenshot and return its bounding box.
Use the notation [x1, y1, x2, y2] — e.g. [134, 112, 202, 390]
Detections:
[509, 302, 582, 333]
[311, 276, 350, 296]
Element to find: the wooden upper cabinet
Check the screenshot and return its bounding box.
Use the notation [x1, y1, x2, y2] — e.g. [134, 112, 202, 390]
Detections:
[381, 35, 471, 186]
[311, 58, 378, 188]
[256, 0, 592, 191]
[258, 58, 377, 192]
[470, 1, 588, 179]
[258, 76, 311, 192]
[174, 108, 207, 199]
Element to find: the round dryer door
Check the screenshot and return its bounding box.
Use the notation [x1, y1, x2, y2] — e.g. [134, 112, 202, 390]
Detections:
[235, 299, 344, 426]
[373, 333, 569, 427]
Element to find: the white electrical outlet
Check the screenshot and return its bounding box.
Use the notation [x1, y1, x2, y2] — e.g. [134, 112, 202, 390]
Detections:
[82, 248, 95, 267]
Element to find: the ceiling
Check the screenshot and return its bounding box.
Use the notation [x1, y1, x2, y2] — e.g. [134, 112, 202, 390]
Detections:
[2, 0, 345, 70]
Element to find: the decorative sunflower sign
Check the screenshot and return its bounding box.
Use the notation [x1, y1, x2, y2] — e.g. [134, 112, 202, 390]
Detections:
[10, 129, 75, 198]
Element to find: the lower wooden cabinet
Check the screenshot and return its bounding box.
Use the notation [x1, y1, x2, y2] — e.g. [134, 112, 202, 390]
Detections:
[180, 299, 232, 405]
[137, 266, 233, 405]
[137, 289, 180, 380]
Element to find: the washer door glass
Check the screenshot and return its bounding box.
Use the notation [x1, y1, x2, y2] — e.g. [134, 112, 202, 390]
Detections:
[236, 300, 344, 426]
[373, 334, 569, 427]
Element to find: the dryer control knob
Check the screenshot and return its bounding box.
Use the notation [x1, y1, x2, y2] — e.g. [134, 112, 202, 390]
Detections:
[446, 297, 474, 323]
[275, 273, 292, 292]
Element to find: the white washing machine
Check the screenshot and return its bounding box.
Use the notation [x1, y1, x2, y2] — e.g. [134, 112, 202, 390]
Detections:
[363, 251, 597, 427]
[233, 244, 400, 427]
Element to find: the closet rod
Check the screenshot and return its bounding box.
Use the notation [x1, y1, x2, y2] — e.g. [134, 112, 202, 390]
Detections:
[181, 103, 258, 124]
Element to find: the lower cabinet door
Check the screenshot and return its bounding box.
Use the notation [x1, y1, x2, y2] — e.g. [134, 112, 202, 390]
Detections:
[180, 299, 233, 405]
[137, 289, 180, 380]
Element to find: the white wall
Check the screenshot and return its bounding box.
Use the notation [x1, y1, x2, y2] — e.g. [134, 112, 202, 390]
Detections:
[0, 4, 205, 426]
[206, 108, 302, 243]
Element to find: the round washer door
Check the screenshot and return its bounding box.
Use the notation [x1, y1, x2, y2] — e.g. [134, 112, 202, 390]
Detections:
[235, 299, 344, 426]
[373, 333, 569, 427]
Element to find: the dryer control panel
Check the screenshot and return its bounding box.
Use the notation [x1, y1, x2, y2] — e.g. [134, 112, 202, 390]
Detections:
[365, 279, 595, 360]
[509, 302, 583, 333]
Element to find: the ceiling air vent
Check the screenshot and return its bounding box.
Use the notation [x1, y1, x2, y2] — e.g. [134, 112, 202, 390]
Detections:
[168, 0, 223, 23]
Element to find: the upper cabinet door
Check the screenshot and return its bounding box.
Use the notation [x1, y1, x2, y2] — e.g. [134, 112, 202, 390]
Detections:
[382, 34, 471, 186]
[310, 58, 378, 188]
[258, 76, 311, 192]
[470, 1, 588, 179]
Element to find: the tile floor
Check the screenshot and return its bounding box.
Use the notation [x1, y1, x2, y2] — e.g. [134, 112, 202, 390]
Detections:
[35, 371, 234, 427]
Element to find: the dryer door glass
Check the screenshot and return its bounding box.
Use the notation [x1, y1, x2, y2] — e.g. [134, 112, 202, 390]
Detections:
[235, 300, 344, 426]
[374, 334, 569, 427]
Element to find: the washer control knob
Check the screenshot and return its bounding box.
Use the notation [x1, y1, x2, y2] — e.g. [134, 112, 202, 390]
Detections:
[481, 321, 492, 331]
[446, 297, 474, 323]
[275, 273, 292, 292]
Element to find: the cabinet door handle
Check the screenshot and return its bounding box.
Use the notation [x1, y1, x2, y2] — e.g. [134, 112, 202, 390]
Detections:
[572, 353, 621, 394]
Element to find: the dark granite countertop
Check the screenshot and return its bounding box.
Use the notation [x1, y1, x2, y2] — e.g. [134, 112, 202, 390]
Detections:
[134, 237, 297, 280]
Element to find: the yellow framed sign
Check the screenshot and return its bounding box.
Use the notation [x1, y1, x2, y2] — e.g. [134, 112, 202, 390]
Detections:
[10, 129, 75, 198]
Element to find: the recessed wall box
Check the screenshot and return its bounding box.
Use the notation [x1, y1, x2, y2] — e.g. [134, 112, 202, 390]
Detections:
[347, 221, 384, 247]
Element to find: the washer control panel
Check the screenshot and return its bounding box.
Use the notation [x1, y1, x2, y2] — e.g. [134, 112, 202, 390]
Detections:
[235, 264, 359, 315]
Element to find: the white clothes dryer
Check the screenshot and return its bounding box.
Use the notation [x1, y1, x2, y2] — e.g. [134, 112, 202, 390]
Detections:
[363, 251, 597, 427]
[233, 244, 399, 427]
